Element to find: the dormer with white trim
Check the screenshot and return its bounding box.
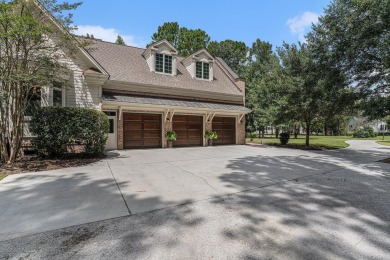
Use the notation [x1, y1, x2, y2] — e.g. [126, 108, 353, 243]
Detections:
[182, 49, 214, 81]
[142, 39, 179, 76]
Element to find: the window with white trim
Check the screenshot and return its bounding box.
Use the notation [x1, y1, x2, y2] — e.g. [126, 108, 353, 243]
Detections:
[195, 61, 210, 79]
[155, 53, 172, 74]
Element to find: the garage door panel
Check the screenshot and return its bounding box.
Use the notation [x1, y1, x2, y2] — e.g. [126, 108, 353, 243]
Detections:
[173, 124, 187, 130]
[143, 122, 160, 129]
[125, 130, 142, 139]
[124, 124, 142, 131]
[123, 113, 162, 149]
[212, 117, 236, 145]
[124, 114, 142, 121]
[124, 140, 143, 148]
[173, 115, 203, 147]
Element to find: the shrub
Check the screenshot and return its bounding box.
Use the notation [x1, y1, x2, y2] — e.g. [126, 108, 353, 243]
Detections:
[279, 132, 290, 145]
[246, 132, 257, 141]
[352, 126, 376, 138]
[30, 107, 109, 157]
[165, 131, 177, 141]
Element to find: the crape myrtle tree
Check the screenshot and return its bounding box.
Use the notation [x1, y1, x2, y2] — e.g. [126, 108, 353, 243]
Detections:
[0, 0, 81, 164]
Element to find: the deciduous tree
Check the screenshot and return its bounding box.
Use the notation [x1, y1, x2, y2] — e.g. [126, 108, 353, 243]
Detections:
[0, 0, 81, 164]
[208, 40, 247, 73]
[149, 22, 210, 56]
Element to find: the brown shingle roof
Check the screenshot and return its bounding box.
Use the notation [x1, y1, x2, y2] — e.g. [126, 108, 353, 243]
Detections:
[87, 40, 243, 96]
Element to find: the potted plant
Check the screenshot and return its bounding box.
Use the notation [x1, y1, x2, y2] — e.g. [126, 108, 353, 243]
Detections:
[165, 131, 177, 148]
[204, 131, 218, 146]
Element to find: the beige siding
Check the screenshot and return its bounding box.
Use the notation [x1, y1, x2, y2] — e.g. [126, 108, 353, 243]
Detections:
[184, 59, 194, 78]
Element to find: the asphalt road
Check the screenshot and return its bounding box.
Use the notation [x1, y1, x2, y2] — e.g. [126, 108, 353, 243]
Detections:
[1, 141, 389, 259]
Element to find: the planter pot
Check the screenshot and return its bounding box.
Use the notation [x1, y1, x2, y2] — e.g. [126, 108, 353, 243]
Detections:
[167, 141, 173, 148]
[208, 139, 213, 146]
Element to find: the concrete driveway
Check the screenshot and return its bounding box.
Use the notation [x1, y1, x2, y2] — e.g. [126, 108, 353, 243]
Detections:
[1, 141, 390, 257]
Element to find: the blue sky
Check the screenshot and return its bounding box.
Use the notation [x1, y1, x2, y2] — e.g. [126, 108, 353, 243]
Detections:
[72, 0, 331, 49]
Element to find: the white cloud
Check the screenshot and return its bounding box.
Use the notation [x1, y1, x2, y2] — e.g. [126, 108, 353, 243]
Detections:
[286, 12, 319, 42]
[75, 25, 146, 47]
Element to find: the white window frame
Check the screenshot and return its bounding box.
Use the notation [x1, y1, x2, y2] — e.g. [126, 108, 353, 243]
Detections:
[195, 61, 210, 80]
[155, 53, 172, 75]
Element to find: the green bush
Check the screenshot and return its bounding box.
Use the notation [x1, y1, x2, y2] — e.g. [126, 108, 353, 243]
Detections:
[279, 132, 290, 145]
[30, 107, 109, 157]
[246, 132, 257, 141]
[352, 126, 376, 138]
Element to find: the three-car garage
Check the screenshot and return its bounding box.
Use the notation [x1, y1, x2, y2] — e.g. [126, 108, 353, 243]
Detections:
[122, 112, 237, 149]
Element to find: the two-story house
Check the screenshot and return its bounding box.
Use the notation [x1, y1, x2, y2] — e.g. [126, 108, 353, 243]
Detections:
[26, 1, 250, 150]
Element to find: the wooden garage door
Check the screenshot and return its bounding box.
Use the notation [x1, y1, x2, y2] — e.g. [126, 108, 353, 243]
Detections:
[173, 115, 203, 147]
[123, 113, 162, 149]
[212, 117, 236, 145]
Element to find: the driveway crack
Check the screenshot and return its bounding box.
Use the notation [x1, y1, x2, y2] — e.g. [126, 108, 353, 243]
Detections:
[107, 164, 132, 215]
[168, 162, 219, 193]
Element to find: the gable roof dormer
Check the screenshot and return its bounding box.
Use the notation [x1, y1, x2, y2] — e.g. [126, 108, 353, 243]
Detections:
[143, 39, 179, 75]
[182, 49, 215, 81]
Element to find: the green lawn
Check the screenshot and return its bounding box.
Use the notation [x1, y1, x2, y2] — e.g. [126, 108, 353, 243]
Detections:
[247, 135, 390, 150]
[377, 140, 390, 147]
[0, 172, 8, 181]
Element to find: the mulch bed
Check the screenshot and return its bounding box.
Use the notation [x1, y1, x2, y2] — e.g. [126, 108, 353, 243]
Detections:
[0, 155, 105, 175]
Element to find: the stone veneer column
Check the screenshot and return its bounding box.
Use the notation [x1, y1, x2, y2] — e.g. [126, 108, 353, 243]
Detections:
[237, 117, 246, 145]
[117, 112, 123, 150]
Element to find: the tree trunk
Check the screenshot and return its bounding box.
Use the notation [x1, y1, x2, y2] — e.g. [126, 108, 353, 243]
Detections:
[305, 123, 310, 147]
[324, 124, 328, 136]
[294, 125, 299, 139]
[275, 127, 280, 139]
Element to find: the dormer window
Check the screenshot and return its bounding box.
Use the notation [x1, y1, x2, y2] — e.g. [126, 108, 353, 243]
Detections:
[143, 40, 178, 75]
[182, 49, 214, 81]
[196, 61, 210, 80]
[156, 53, 172, 74]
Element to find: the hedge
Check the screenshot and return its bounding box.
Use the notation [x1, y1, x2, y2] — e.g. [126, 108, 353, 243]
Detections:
[30, 107, 109, 157]
[352, 126, 377, 138]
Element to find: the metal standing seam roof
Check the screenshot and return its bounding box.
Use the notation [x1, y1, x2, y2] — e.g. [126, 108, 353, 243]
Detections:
[86, 40, 244, 96]
[102, 92, 251, 112]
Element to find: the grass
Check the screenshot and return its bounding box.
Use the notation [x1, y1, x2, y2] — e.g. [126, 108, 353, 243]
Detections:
[377, 140, 390, 147]
[247, 135, 390, 150]
[0, 172, 8, 181]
